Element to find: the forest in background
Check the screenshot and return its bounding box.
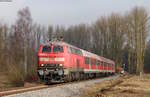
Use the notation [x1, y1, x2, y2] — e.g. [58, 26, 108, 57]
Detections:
[0, 6, 150, 86]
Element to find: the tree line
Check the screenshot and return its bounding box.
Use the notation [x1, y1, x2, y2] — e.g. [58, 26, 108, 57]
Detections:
[0, 6, 150, 84]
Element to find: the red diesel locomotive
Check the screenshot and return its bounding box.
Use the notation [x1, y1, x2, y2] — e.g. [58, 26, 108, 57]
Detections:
[37, 41, 115, 83]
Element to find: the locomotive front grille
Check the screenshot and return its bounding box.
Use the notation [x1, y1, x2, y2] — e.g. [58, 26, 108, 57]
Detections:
[38, 63, 64, 79]
[39, 64, 62, 70]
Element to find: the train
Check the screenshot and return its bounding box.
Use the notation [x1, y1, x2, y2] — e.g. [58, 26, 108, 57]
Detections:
[37, 40, 115, 83]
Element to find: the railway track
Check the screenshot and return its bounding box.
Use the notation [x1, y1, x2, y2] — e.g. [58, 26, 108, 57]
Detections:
[0, 75, 119, 97]
[0, 85, 48, 96]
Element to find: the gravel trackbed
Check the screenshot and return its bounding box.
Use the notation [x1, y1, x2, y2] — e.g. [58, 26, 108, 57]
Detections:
[4, 75, 119, 97]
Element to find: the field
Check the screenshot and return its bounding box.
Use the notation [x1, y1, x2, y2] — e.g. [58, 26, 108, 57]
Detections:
[82, 74, 150, 97]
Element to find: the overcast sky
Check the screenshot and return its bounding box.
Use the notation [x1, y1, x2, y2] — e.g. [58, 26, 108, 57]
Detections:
[0, 0, 150, 27]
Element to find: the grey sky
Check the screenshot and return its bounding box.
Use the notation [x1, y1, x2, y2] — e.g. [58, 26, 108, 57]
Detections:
[0, 0, 150, 27]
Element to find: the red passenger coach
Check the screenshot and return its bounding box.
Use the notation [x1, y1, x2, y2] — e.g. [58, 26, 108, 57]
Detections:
[37, 41, 115, 83]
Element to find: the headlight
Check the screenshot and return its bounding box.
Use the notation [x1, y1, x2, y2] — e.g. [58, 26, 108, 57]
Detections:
[38, 70, 44, 75]
[41, 64, 44, 66]
[59, 64, 63, 66]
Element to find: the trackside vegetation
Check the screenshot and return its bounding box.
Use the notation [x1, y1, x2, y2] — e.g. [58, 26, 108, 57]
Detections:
[0, 6, 150, 86]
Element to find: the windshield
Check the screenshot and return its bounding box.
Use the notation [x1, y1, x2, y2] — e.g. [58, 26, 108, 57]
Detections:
[53, 45, 64, 53]
[42, 45, 51, 53]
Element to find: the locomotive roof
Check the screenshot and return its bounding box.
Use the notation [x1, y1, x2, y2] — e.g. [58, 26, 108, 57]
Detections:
[53, 41, 101, 60]
[81, 50, 101, 60]
[42, 41, 115, 64]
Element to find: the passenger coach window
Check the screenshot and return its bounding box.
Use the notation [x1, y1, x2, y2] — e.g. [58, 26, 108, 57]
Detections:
[96, 60, 98, 67]
[98, 60, 101, 65]
[53, 45, 64, 53]
[85, 57, 89, 64]
[102, 62, 104, 67]
[42, 46, 51, 53]
[91, 59, 96, 65]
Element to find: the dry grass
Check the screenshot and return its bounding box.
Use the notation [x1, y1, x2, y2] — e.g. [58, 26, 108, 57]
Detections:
[120, 83, 139, 87]
[81, 74, 150, 97]
[81, 78, 123, 97]
[142, 74, 150, 79]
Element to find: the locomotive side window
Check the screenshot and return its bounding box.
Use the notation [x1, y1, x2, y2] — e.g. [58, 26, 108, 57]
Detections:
[53, 45, 64, 53]
[77, 49, 82, 55]
[70, 47, 82, 56]
[42, 45, 51, 53]
[70, 47, 74, 54]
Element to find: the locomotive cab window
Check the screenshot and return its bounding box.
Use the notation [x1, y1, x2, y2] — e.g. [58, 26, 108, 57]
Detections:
[42, 45, 51, 53]
[53, 45, 64, 53]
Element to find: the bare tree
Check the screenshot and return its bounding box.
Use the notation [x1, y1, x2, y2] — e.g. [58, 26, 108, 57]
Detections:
[15, 7, 32, 74]
[129, 7, 149, 74]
